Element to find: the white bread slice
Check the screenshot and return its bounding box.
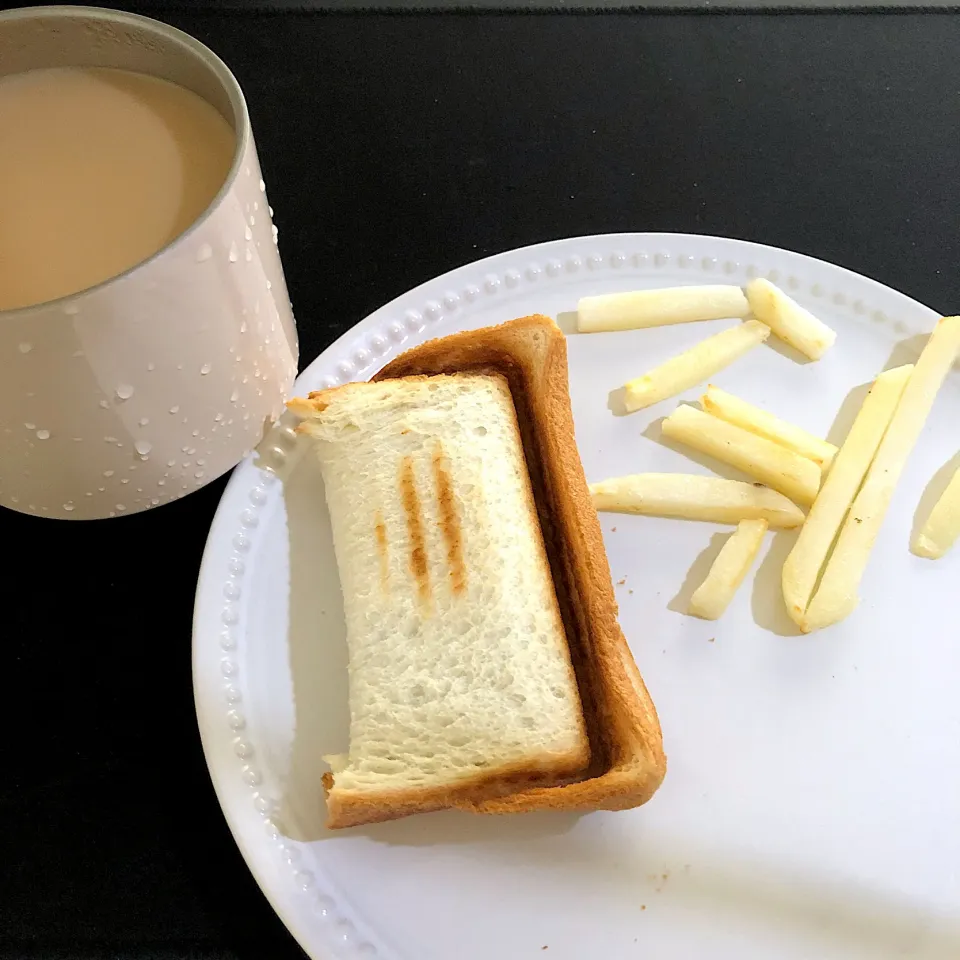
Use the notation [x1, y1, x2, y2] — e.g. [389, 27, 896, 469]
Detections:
[375, 315, 666, 816]
[291, 373, 590, 828]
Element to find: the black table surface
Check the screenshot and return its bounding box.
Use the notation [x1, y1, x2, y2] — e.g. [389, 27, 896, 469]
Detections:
[4, 8, 960, 960]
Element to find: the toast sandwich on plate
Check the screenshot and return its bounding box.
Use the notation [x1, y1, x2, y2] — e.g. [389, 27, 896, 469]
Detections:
[289, 314, 666, 828]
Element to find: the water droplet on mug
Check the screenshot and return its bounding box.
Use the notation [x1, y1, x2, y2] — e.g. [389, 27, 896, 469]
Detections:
[138, 417, 149, 427]
[24, 422, 36, 430]
[104, 470, 114, 477]
[259, 178, 265, 192]
[200, 363, 212, 376]
[240, 321, 247, 334]
[195, 470, 205, 479]
[63, 502, 74, 512]
[214, 413, 223, 422]
[265, 280, 272, 291]
[36, 429, 50, 440]
[268, 205, 274, 217]
[230, 389, 240, 403]
[169, 405, 180, 414]
[245, 248, 253, 263]
[115, 383, 134, 400]
[115, 504, 127, 511]
[135, 440, 152, 458]
[98, 399, 109, 409]
[63, 303, 80, 316]
[196, 243, 213, 262]
[147, 361, 155, 372]
[228, 242, 239, 263]
[18, 342, 32, 354]
[244, 225, 252, 242]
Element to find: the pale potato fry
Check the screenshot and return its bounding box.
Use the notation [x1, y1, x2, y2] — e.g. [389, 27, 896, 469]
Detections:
[781, 365, 912, 627]
[781, 364, 913, 629]
[589, 474, 805, 527]
[689, 519, 768, 620]
[804, 316, 960, 631]
[746, 278, 837, 360]
[661, 404, 821, 507]
[911, 464, 960, 559]
[578, 285, 749, 333]
[623, 320, 770, 412]
[701, 384, 838, 470]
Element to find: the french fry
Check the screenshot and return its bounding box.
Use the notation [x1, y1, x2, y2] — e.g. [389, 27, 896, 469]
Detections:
[590, 473, 803, 528]
[701, 385, 838, 470]
[804, 317, 960, 631]
[623, 320, 770, 412]
[661, 404, 821, 507]
[912, 465, 960, 559]
[578, 285, 750, 333]
[781, 365, 913, 628]
[689, 519, 768, 620]
[746, 278, 837, 361]
[912, 462, 960, 559]
[589, 474, 805, 527]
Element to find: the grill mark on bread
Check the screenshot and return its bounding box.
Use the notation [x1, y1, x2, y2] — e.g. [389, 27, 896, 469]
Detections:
[378, 361, 611, 783]
[399, 456, 431, 605]
[432, 442, 466, 595]
[374, 510, 389, 593]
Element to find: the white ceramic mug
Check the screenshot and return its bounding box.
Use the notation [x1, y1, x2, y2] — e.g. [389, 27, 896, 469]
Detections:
[0, 6, 298, 520]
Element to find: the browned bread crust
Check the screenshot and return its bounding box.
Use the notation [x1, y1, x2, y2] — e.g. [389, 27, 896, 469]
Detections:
[373, 315, 666, 815]
[322, 751, 588, 830]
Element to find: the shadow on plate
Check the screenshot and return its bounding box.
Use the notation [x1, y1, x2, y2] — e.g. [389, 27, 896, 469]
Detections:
[278, 445, 349, 842]
[884, 333, 927, 371]
[751, 529, 803, 637]
[607, 384, 631, 416]
[911, 450, 960, 546]
[763, 335, 812, 365]
[667, 532, 729, 615]
[825, 381, 871, 447]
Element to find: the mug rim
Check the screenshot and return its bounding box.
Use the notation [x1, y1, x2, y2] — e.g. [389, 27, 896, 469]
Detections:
[0, 5, 252, 319]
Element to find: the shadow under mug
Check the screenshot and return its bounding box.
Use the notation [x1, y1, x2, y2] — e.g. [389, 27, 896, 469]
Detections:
[0, 6, 299, 520]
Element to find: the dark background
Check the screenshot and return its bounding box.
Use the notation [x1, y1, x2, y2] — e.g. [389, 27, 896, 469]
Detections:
[3, 6, 960, 959]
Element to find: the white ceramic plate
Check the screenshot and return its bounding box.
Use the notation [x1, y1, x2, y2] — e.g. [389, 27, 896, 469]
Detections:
[194, 234, 960, 960]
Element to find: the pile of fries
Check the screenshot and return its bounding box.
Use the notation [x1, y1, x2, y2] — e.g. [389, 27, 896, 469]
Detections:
[580, 280, 960, 629]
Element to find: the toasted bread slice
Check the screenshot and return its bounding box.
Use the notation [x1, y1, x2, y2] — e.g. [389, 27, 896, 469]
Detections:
[291, 371, 591, 828]
[374, 315, 666, 814]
